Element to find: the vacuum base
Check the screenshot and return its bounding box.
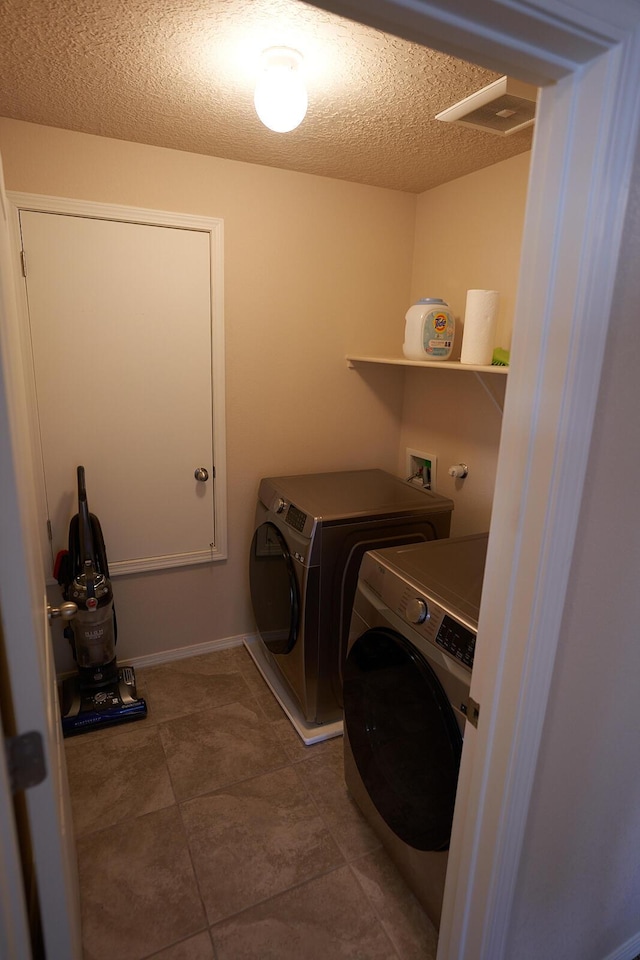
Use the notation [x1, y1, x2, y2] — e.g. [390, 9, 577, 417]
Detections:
[60, 665, 147, 737]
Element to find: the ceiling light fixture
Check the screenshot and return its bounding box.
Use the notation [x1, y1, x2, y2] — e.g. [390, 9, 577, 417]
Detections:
[254, 46, 307, 133]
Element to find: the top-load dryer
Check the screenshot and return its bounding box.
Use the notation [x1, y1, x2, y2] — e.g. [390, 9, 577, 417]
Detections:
[248, 469, 453, 740]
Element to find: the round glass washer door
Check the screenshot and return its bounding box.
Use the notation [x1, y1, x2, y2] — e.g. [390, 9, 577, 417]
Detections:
[249, 521, 299, 655]
[344, 626, 463, 852]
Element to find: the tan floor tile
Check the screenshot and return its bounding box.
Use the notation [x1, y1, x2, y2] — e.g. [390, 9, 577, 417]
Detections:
[237, 657, 275, 699]
[180, 765, 343, 924]
[65, 723, 175, 837]
[350, 849, 438, 960]
[145, 931, 215, 960]
[68, 648, 426, 960]
[298, 747, 382, 861]
[158, 700, 288, 800]
[252, 689, 286, 723]
[210, 865, 399, 960]
[136, 655, 252, 723]
[271, 716, 344, 763]
[77, 806, 206, 960]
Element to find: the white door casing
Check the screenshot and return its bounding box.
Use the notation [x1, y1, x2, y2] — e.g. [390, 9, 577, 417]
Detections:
[9, 195, 227, 578]
[302, 0, 639, 82]
[442, 37, 640, 960]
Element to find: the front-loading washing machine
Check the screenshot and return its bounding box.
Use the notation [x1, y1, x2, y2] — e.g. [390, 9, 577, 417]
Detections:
[247, 469, 453, 742]
[343, 533, 487, 928]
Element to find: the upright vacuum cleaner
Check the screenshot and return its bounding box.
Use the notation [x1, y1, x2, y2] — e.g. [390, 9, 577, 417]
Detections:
[56, 465, 147, 736]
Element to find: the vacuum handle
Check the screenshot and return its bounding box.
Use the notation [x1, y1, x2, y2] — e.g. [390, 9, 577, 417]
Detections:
[77, 465, 87, 503]
[76, 465, 96, 596]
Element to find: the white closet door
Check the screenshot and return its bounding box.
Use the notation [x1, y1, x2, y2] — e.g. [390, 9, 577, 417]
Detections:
[20, 209, 217, 575]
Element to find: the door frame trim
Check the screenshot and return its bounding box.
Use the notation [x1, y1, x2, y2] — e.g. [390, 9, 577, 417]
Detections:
[0, 168, 83, 957]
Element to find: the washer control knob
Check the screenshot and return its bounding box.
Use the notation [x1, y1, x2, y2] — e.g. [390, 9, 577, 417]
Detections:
[275, 498, 286, 514]
[406, 598, 428, 624]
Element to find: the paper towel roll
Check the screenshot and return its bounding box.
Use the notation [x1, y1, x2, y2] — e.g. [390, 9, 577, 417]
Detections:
[460, 289, 500, 365]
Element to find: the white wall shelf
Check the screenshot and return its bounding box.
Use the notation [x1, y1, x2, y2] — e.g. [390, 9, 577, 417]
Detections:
[346, 355, 508, 374]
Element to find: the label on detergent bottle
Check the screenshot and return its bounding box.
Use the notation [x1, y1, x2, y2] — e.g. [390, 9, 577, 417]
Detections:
[423, 307, 454, 359]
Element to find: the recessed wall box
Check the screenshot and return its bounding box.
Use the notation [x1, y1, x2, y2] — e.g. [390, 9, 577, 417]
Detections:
[435, 76, 537, 136]
[406, 448, 437, 492]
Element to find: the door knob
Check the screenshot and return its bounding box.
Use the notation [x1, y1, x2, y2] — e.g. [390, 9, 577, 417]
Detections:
[194, 467, 209, 482]
[47, 601, 77, 622]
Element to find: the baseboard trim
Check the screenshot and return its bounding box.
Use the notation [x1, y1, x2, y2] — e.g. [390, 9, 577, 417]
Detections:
[56, 633, 250, 680]
[124, 633, 247, 669]
[603, 934, 640, 960]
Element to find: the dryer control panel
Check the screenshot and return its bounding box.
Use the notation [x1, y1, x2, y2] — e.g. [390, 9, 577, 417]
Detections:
[285, 504, 308, 533]
[267, 492, 315, 540]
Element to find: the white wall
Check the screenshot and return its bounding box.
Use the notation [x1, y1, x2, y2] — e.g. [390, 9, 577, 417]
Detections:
[504, 127, 640, 960]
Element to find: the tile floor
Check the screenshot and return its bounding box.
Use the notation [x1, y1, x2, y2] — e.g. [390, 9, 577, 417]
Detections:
[65, 644, 438, 960]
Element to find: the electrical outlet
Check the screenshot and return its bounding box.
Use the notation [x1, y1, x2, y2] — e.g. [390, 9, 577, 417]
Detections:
[405, 448, 438, 491]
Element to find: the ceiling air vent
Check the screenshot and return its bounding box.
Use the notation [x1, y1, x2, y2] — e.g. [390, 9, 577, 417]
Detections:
[435, 76, 537, 136]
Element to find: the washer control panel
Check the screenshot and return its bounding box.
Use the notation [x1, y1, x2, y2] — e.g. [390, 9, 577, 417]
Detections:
[396, 590, 475, 670]
[434, 614, 476, 669]
[360, 555, 477, 672]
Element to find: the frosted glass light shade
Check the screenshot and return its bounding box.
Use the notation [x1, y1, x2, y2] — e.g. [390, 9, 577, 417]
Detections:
[254, 47, 307, 133]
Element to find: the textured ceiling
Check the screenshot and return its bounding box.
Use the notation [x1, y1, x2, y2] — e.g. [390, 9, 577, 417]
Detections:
[0, 0, 533, 194]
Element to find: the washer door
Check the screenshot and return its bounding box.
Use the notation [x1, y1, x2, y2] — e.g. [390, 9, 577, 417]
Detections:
[249, 521, 299, 655]
[344, 627, 463, 852]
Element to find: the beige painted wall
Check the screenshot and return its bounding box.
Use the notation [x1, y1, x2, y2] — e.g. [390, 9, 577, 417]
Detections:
[411, 151, 531, 356]
[398, 152, 531, 535]
[0, 118, 414, 670]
